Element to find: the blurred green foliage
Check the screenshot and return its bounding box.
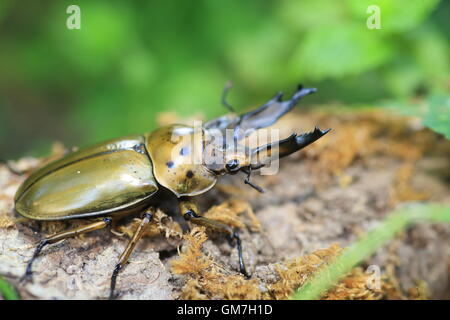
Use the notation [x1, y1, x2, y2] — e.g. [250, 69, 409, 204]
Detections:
[424, 94, 450, 139]
[0, 0, 449, 158]
[293, 203, 450, 300]
[0, 276, 20, 300]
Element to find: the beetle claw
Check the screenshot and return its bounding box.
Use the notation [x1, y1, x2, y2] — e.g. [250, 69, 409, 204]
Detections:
[241, 167, 264, 193]
[109, 264, 122, 300]
[244, 179, 265, 193]
[231, 231, 249, 278]
[226, 233, 236, 247]
[295, 127, 331, 147]
[19, 272, 33, 285]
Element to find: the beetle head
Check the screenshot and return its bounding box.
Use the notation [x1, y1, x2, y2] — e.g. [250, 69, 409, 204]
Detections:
[202, 133, 251, 175]
[202, 84, 331, 192]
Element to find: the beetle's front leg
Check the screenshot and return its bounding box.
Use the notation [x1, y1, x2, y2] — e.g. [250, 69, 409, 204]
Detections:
[179, 197, 249, 277]
[109, 208, 154, 300]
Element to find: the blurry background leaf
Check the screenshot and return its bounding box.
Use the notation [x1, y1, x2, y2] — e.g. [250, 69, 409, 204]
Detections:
[289, 23, 393, 80]
[278, 0, 345, 31]
[423, 93, 450, 139]
[345, 0, 441, 32]
[0, 0, 449, 158]
[0, 276, 20, 300]
[384, 92, 450, 139]
[411, 26, 450, 91]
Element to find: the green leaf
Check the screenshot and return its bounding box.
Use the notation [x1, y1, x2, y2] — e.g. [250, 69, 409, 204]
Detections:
[290, 23, 393, 80]
[227, 24, 292, 87]
[292, 203, 450, 300]
[345, 0, 441, 32]
[423, 94, 450, 139]
[384, 93, 450, 139]
[0, 0, 12, 23]
[0, 277, 20, 300]
[411, 26, 450, 90]
[382, 56, 423, 98]
[120, 48, 158, 89]
[277, 0, 345, 31]
[51, 2, 135, 76]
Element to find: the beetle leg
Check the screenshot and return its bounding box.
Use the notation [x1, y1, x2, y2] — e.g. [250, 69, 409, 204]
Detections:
[109, 208, 154, 300]
[179, 197, 249, 278]
[21, 217, 113, 283]
[109, 219, 126, 237]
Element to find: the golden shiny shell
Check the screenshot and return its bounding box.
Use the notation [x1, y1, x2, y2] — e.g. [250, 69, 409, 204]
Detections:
[145, 125, 217, 197]
[15, 135, 158, 220]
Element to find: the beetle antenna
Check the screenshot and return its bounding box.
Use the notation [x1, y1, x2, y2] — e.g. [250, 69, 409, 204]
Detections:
[242, 167, 264, 193]
[221, 81, 236, 113]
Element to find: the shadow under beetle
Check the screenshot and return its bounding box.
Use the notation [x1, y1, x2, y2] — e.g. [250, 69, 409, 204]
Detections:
[13, 84, 330, 299]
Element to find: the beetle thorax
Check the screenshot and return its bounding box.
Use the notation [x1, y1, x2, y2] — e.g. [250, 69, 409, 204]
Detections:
[145, 125, 217, 197]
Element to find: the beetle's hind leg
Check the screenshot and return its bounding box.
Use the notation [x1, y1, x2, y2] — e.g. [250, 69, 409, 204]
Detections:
[179, 197, 249, 277]
[21, 217, 113, 283]
[109, 208, 154, 300]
